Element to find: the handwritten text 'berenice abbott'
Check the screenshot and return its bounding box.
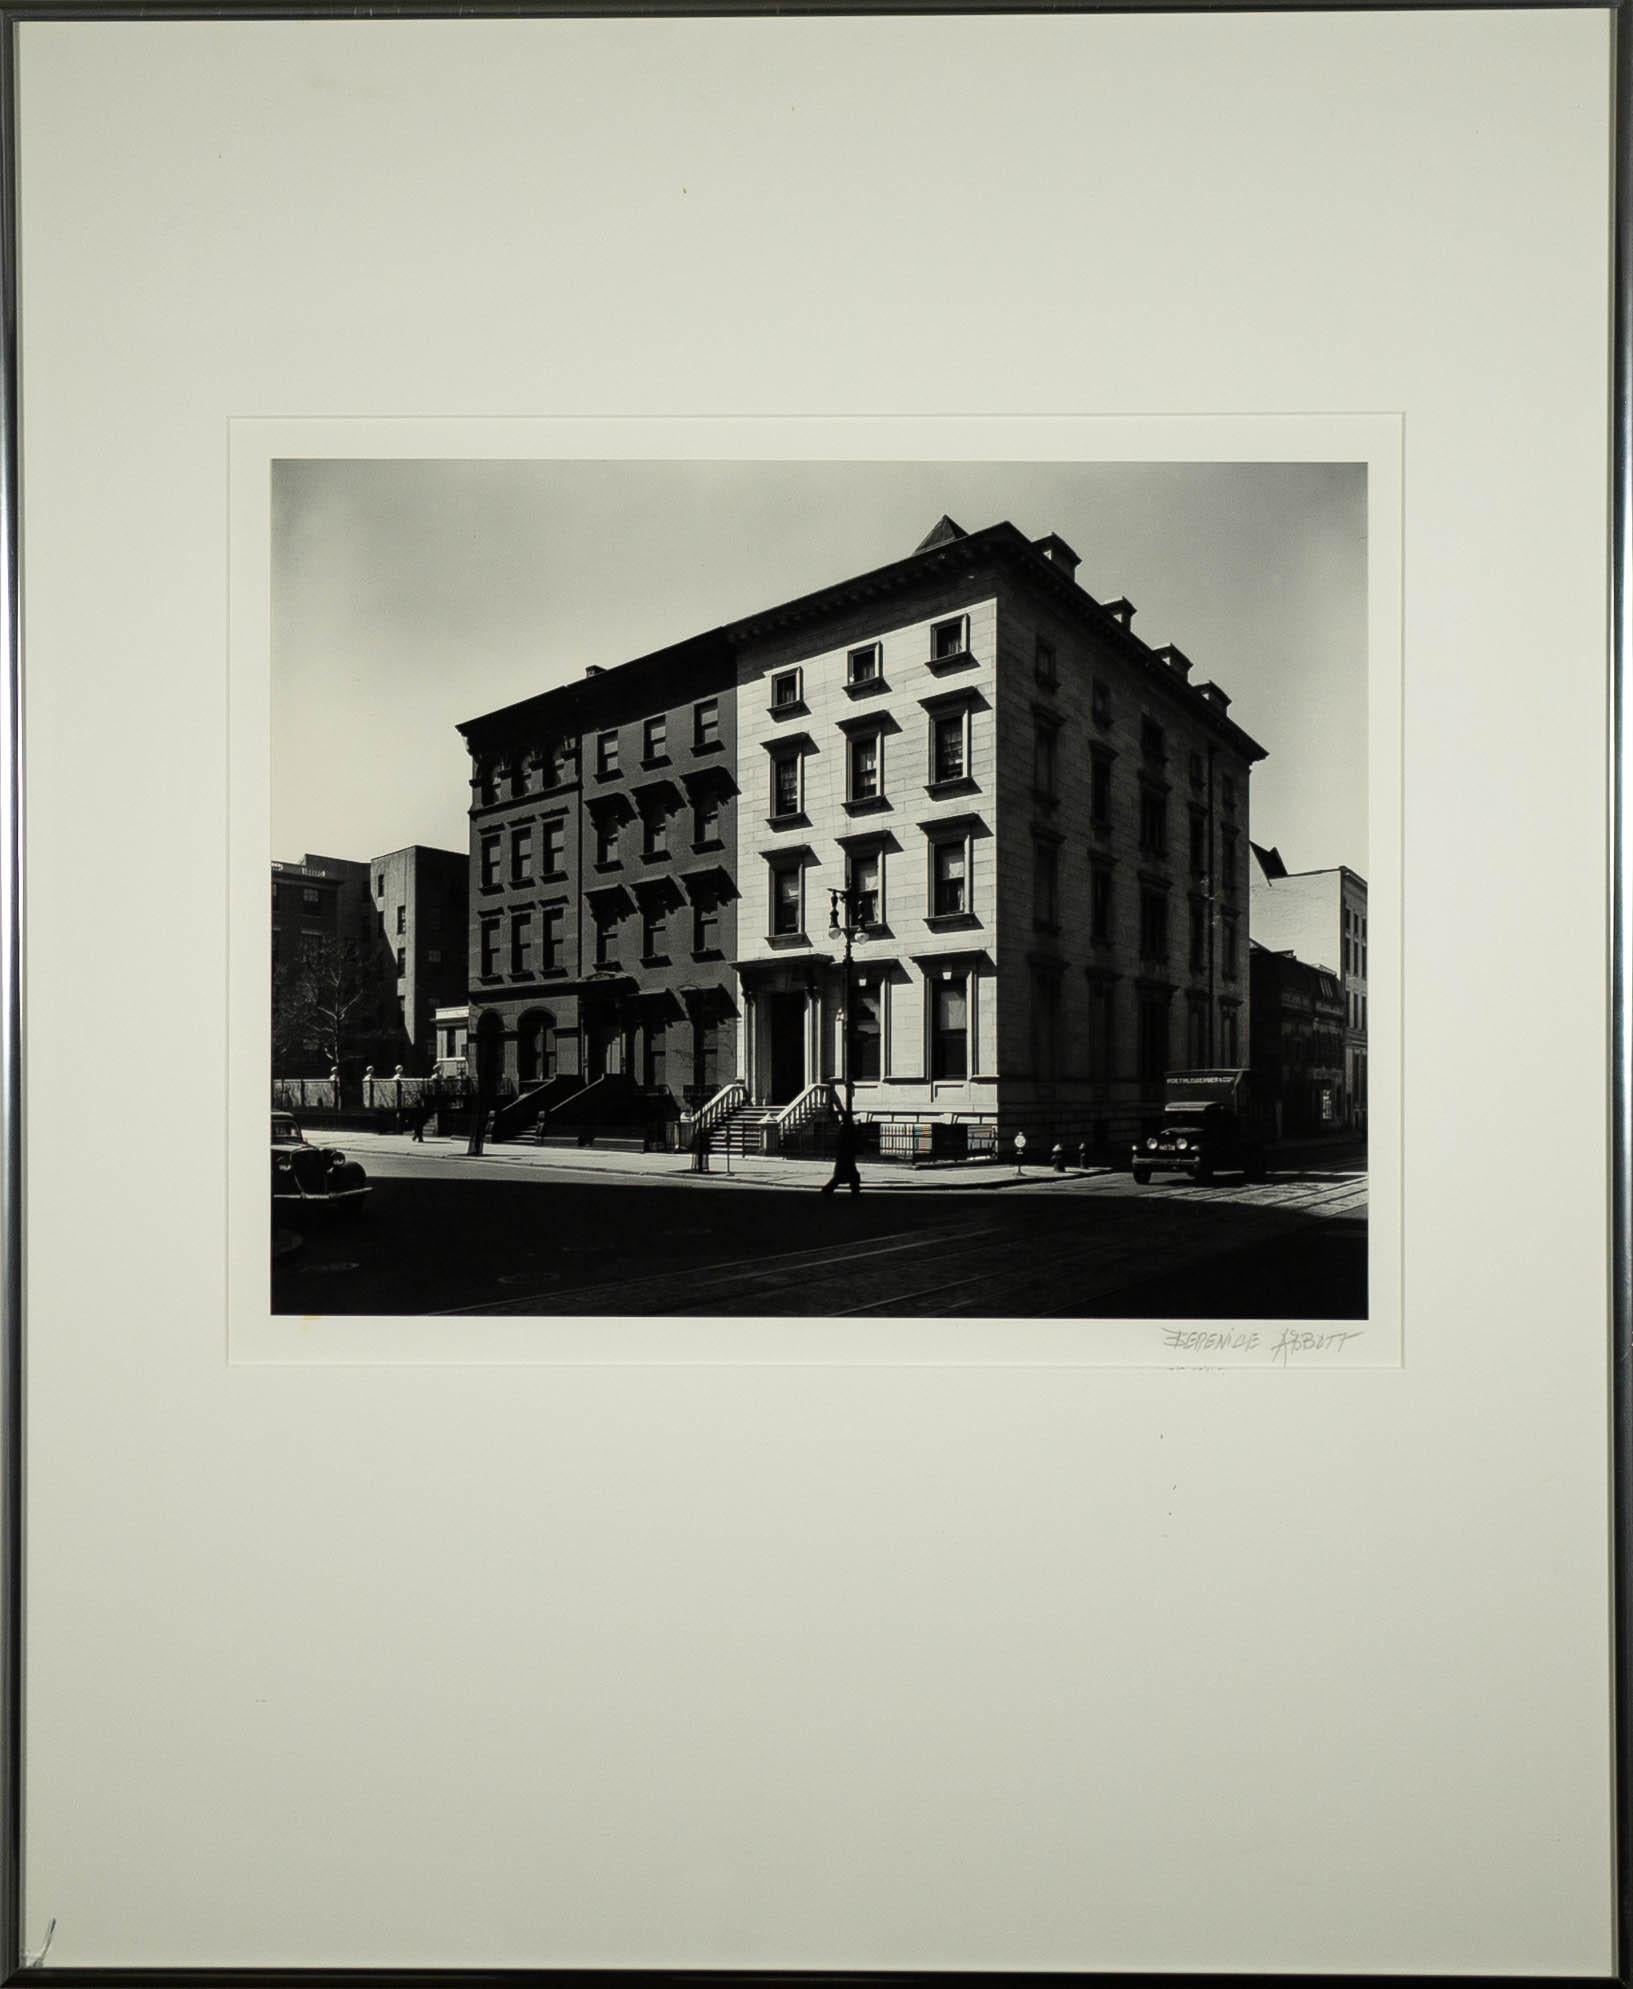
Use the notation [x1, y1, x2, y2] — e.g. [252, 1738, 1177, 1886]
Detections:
[1161, 1327, 1365, 1365]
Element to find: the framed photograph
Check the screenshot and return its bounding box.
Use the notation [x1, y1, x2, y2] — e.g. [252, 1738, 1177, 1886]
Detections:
[4, 3, 1622, 1981]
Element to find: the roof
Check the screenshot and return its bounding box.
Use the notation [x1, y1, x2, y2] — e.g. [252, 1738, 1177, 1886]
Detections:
[459, 516, 1269, 763]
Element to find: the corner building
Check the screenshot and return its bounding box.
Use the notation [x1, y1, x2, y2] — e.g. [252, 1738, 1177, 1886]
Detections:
[733, 517, 1266, 1152]
[457, 517, 1265, 1153]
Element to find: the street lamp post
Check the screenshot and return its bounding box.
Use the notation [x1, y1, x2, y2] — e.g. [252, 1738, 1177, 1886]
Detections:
[828, 885, 859, 1125]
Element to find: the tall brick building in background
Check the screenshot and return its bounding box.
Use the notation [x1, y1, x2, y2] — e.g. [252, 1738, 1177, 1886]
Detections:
[272, 844, 467, 1075]
[1249, 847, 1368, 1129]
[458, 516, 1265, 1152]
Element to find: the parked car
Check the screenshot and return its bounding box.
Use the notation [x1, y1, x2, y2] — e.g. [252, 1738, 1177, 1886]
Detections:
[271, 1112, 369, 1215]
[1131, 1069, 1273, 1185]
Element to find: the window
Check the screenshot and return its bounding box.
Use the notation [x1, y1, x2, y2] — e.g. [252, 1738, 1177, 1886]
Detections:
[1187, 996, 1208, 1067]
[1090, 749, 1112, 827]
[395, 946, 406, 977]
[771, 749, 802, 819]
[931, 975, 969, 1080]
[1140, 887, 1169, 962]
[1189, 750, 1204, 789]
[480, 835, 500, 889]
[1089, 980, 1114, 1084]
[692, 790, 721, 845]
[931, 711, 966, 784]
[1190, 900, 1207, 972]
[480, 917, 500, 978]
[847, 644, 882, 686]
[594, 905, 618, 967]
[1189, 807, 1206, 877]
[641, 905, 667, 959]
[509, 824, 533, 884]
[1223, 913, 1240, 978]
[847, 848, 882, 928]
[427, 948, 442, 966]
[1031, 969, 1061, 1080]
[771, 864, 803, 937]
[1138, 993, 1170, 1085]
[541, 818, 565, 875]
[692, 900, 720, 954]
[693, 698, 720, 748]
[374, 873, 384, 899]
[1033, 840, 1059, 930]
[693, 1017, 722, 1095]
[642, 807, 669, 860]
[1221, 827, 1238, 891]
[930, 616, 967, 662]
[479, 760, 499, 805]
[1033, 721, 1058, 799]
[1139, 788, 1168, 856]
[1092, 678, 1112, 726]
[594, 816, 620, 866]
[1221, 1004, 1240, 1064]
[642, 714, 667, 762]
[508, 760, 527, 799]
[1091, 866, 1113, 944]
[1034, 636, 1057, 687]
[302, 886, 321, 909]
[542, 904, 565, 970]
[1141, 715, 1166, 763]
[643, 1021, 667, 1090]
[932, 839, 968, 918]
[848, 730, 882, 803]
[596, 729, 619, 777]
[509, 910, 532, 976]
[851, 988, 882, 1082]
[771, 669, 802, 710]
[395, 903, 406, 934]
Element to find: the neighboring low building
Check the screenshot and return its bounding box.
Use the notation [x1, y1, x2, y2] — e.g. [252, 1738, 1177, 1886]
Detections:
[458, 637, 739, 1108]
[1249, 943, 1346, 1137]
[432, 1004, 469, 1076]
[1249, 845, 1368, 1129]
[270, 853, 372, 972]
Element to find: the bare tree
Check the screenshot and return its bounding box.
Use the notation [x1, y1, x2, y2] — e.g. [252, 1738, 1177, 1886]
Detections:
[273, 935, 399, 1076]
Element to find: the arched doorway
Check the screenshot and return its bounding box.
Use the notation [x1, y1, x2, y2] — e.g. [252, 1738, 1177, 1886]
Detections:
[517, 1009, 555, 1086]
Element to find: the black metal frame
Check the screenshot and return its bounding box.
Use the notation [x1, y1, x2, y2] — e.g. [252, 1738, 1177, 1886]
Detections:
[0, 3, 1625, 1984]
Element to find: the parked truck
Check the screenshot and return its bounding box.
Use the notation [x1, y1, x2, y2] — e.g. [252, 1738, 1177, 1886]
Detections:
[1131, 1069, 1274, 1185]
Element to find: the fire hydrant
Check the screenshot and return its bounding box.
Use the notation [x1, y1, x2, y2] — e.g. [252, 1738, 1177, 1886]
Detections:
[1052, 1143, 1065, 1173]
[1013, 1130, 1028, 1174]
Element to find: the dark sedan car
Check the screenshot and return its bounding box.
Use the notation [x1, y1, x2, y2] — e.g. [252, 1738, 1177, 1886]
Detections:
[271, 1113, 369, 1215]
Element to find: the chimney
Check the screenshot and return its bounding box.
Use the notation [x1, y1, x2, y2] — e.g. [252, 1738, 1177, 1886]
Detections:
[1032, 533, 1081, 582]
[1154, 643, 1193, 680]
[1197, 681, 1232, 710]
[1103, 597, 1136, 628]
[585, 665, 606, 677]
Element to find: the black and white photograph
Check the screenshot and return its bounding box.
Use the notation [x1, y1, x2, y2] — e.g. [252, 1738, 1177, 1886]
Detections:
[269, 457, 1371, 1324]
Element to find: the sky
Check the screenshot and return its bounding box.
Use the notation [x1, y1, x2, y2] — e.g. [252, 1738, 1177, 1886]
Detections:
[272, 459, 1367, 875]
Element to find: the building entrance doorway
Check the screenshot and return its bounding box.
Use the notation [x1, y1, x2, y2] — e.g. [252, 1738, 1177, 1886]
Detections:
[585, 1007, 622, 1081]
[767, 992, 806, 1105]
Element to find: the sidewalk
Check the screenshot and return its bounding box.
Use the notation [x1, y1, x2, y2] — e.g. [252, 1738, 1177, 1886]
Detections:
[327, 1129, 1102, 1193]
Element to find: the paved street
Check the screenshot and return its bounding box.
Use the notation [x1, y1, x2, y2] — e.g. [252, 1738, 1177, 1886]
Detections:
[273, 1134, 1367, 1320]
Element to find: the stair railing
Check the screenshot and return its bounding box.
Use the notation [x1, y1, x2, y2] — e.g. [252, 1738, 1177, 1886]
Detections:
[687, 1079, 746, 1145]
[774, 1080, 839, 1136]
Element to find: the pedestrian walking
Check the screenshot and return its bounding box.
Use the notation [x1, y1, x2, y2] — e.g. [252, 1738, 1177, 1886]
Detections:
[820, 1106, 863, 1196]
[411, 1101, 429, 1142]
